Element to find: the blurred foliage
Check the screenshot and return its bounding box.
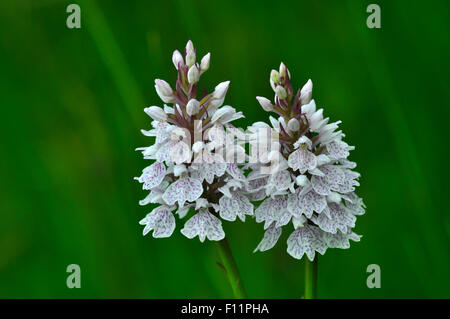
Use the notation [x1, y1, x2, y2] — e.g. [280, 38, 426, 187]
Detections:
[0, 0, 449, 298]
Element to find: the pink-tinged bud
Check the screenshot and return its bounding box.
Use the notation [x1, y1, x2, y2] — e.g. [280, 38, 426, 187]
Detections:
[172, 50, 184, 70]
[300, 79, 313, 104]
[187, 65, 200, 84]
[200, 53, 210, 73]
[275, 85, 287, 99]
[287, 118, 300, 132]
[279, 62, 288, 78]
[186, 40, 194, 53]
[270, 70, 280, 91]
[144, 106, 168, 121]
[154, 79, 175, 103]
[309, 108, 324, 131]
[256, 96, 274, 112]
[213, 81, 230, 100]
[186, 99, 200, 116]
[185, 40, 196, 67]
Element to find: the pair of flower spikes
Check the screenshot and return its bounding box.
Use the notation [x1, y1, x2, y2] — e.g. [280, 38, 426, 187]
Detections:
[136, 40, 365, 262]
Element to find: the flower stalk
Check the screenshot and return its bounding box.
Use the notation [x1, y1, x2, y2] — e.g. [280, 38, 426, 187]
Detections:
[304, 257, 318, 299]
[216, 238, 247, 298]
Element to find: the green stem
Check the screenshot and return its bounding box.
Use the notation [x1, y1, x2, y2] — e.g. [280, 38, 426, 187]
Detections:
[216, 238, 247, 299]
[304, 257, 318, 299]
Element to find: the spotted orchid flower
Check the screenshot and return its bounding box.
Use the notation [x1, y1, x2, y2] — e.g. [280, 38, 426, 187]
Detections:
[248, 63, 365, 261]
[136, 41, 252, 242]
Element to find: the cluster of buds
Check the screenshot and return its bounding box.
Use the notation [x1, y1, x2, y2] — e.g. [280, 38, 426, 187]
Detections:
[136, 41, 252, 242]
[248, 63, 365, 260]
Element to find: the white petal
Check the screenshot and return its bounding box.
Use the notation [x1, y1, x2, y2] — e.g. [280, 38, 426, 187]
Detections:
[192, 141, 204, 153]
[288, 149, 317, 174]
[256, 96, 274, 112]
[180, 210, 225, 242]
[324, 229, 361, 249]
[176, 205, 192, 219]
[253, 223, 282, 252]
[267, 170, 291, 191]
[287, 189, 326, 218]
[286, 225, 327, 261]
[144, 106, 168, 121]
[212, 81, 230, 100]
[292, 215, 307, 229]
[136, 162, 166, 190]
[311, 203, 356, 234]
[232, 192, 254, 221]
[226, 163, 246, 181]
[326, 140, 350, 159]
[255, 196, 289, 229]
[301, 99, 316, 117]
[293, 136, 312, 149]
[162, 177, 203, 207]
[311, 175, 331, 196]
[173, 164, 187, 177]
[219, 196, 239, 221]
[195, 198, 209, 210]
[169, 141, 192, 165]
[139, 206, 175, 238]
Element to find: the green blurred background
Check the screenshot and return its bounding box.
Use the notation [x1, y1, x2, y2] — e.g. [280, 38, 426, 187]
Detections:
[1, 0, 449, 298]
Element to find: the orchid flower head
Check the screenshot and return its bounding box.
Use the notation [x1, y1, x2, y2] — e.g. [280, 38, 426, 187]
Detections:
[249, 63, 365, 260]
[136, 40, 251, 242]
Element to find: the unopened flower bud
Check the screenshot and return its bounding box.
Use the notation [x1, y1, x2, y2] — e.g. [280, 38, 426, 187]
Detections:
[172, 50, 184, 70]
[186, 99, 200, 116]
[154, 79, 175, 103]
[300, 79, 313, 104]
[270, 70, 280, 91]
[279, 62, 288, 79]
[256, 96, 274, 112]
[200, 53, 210, 73]
[144, 106, 168, 121]
[212, 81, 230, 100]
[275, 85, 287, 99]
[296, 175, 308, 186]
[287, 118, 300, 132]
[185, 40, 196, 67]
[187, 65, 200, 84]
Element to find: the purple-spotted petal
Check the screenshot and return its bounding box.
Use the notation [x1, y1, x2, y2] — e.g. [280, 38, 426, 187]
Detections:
[180, 209, 225, 242]
[218, 196, 240, 221]
[326, 140, 349, 159]
[253, 223, 282, 252]
[288, 149, 317, 173]
[286, 225, 327, 261]
[311, 203, 356, 234]
[324, 229, 361, 249]
[311, 175, 331, 196]
[287, 189, 326, 218]
[137, 162, 166, 190]
[162, 177, 203, 206]
[139, 206, 175, 238]
[268, 170, 292, 191]
[255, 196, 288, 229]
